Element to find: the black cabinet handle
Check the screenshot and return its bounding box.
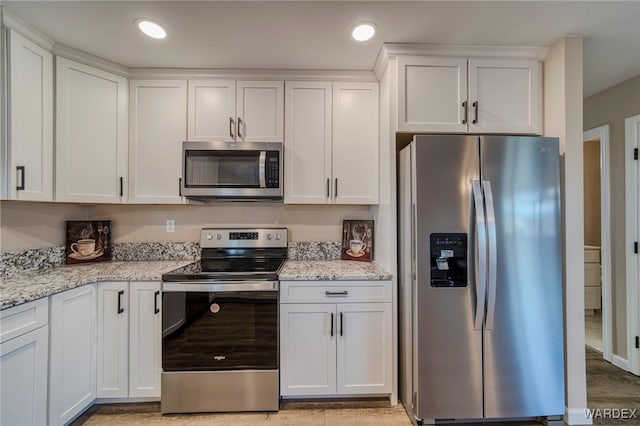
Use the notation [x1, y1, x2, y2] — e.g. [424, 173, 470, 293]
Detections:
[154, 290, 160, 314]
[237, 117, 243, 139]
[117, 290, 124, 314]
[340, 312, 344, 336]
[330, 312, 334, 337]
[16, 166, 25, 190]
[325, 290, 348, 297]
[326, 178, 330, 198]
[334, 178, 338, 198]
[229, 117, 235, 139]
[472, 101, 479, 124]
[178, 178, 182, 197]
[119, 177, 123, 197]
[462, 101, 468, 124]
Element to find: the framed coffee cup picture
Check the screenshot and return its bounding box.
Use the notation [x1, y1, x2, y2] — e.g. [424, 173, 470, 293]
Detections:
[65, 220, 112, 264]
[341, 219, 374, 262]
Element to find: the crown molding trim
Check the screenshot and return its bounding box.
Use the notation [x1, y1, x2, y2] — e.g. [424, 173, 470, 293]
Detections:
[374, 42, 549, 78]
[1, 7, 54, 51]
[52, 43, 130, 77]
[128, 68, 377, 81]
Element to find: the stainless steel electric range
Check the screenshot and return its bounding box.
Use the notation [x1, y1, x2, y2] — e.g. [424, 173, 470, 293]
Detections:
[160, 228, 287, 414]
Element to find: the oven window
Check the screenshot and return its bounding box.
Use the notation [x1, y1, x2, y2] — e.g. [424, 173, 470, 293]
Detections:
[185, 150, 260, 187]
[162, 291, 277, 371]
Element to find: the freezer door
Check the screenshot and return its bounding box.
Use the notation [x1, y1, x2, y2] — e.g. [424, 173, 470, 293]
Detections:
[413, 135, 483, 421]
[480, 136, 565, 419]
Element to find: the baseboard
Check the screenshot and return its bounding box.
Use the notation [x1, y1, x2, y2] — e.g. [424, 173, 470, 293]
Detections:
[611, 354, 629, 371]
[565, 407, 594, 425]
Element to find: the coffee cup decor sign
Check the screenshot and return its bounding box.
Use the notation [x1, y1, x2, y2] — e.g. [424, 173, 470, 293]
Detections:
[341, 219, 374, 262]
[66, 220, 112, 264]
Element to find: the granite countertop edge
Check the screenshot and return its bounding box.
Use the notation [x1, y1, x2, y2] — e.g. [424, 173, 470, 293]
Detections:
[1, 259, 393, 311]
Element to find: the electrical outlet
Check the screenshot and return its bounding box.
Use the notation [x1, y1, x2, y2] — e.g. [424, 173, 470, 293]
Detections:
[166, 219, 175, 233]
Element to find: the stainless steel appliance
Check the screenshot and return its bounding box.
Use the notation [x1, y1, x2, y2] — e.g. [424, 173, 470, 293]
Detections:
[398, 135, 565, 425]
[160, 228, 287, 413]
[181, 141, 283, 200]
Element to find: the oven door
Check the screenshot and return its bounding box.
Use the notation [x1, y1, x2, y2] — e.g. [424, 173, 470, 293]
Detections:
[182, 141, 282, 199]
[161, 281, 278, 372]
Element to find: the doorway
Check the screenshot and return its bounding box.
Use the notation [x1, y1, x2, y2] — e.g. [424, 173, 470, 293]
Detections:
[582, 125, 612, 362]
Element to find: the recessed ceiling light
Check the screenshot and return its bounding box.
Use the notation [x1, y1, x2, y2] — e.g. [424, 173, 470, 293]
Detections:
[136, 19, 166, 40]
[352, 22, 376, 42]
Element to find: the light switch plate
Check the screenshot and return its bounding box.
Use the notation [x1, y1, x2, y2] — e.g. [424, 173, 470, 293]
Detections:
[166, 219, 175, 233]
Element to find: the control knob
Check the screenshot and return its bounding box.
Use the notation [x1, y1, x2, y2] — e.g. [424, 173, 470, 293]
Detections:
[216, 234, 222, 240]
[206, 234, 213, 240]
[267, 234, 273, 241]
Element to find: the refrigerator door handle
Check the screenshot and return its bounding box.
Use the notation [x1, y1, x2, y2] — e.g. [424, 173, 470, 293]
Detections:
[483, 180, 498, 330]
[472, 180, 487, 330]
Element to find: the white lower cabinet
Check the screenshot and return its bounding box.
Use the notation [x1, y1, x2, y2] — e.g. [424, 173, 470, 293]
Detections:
[280, 280, 392, 397]
[0, 299, 49, 426]
[49, 284, 97, 426]
[96, 281, 162, 400]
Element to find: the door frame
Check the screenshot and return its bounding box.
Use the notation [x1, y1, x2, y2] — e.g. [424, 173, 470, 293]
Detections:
[625, 114, 640, 376]
[583, 125, 613, 362]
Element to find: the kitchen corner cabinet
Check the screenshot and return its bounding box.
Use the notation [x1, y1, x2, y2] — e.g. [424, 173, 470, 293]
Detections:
[55, 57, 128, 203]
[96, 281, 162, 400]
[284, 81, 379, 204]
[49, 284, 97, 426]
[4, 29, 54, 201]
[0, 298, 49, 426]
[398, 56, 541, 134]
[129, 80, 187, 204]
[187, 80, 284, 143]
[280, 280, 392, 397]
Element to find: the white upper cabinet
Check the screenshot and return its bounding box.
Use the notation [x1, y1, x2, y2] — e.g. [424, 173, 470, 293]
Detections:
[129, 80, 187, 204]
[398, 56, 542, 134]
[332, 82, 379, 205]
[284, 81, 379, 205]
[398, 56, 467, 133]
[188, 80, 283, 143]
[56, 57, 128, 203]
[5, 30, 53, 201]
[284, 81, 332, 204]
[468, 59, 542, 134]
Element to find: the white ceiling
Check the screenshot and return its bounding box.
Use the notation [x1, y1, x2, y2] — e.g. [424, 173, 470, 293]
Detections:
[4, 1, 640, 97]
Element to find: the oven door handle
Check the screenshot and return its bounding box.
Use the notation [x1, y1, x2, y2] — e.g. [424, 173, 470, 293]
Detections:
[162, 281, 279, 292]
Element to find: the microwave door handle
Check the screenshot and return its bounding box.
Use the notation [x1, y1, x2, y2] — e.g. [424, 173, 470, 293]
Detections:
[259, 151, 267, 188]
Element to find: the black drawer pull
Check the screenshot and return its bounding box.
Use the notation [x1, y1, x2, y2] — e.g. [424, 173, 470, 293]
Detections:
[325, 291, 348, 297]
[16, 166, 25, 190]
[117, 290, 124, 314]
[330, 312, 334, 337]
[154, 290, 160, 314]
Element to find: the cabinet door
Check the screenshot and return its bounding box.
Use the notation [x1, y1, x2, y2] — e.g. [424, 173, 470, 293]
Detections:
[187, 80, 236, 141]
[468, 59, 542, 134]
[332, 82, 379, 204]
[129, 80, 187, 204]
[129, 282, 162, 398]
[7, 30, 53, 201]
[336, 303, 392, 394]
[280, 304, 336, 396]
[398, 56, 468, 133]
[49, 284, 97, 426]
[284, 81, 332, 204]
[97, 282, 129, 398]
[0, 326, 48, 426]
[236, 81, 284, 143]
[55, 58, 128, 203]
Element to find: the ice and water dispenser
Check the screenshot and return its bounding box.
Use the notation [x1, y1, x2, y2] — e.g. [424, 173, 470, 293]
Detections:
[430, 233, 468, 287]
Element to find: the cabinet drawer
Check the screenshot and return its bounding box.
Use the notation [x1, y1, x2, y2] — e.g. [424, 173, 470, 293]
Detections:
[585, 286, 601, 310]
[584, 263, 601, 287]
[280, 281, 392, 304]
[584, 248, 600, 264]
[0, 298, 49, 343]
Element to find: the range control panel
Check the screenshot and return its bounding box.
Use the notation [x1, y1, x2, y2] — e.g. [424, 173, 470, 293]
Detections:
[200, 228, 288, 248]
[430, 233, 467, 287]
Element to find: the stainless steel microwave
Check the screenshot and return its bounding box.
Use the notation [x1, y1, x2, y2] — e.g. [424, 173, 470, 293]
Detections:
[181, 141, 283, 200]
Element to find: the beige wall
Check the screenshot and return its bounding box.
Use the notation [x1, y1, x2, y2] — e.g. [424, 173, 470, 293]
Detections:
[583, 139, 601, 246]
[1, 201, 371, 252]
[88, 203, 370, 243]
[0, 201, 89, 252]
[584, 73, 640, 359]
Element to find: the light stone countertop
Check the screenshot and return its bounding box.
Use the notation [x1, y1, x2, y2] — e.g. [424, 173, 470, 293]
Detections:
[0, 260, 192, 311]
[279, 260, 392, 281]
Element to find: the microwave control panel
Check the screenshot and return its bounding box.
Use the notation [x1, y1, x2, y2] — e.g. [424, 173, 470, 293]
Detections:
[266, 151, 280, 188]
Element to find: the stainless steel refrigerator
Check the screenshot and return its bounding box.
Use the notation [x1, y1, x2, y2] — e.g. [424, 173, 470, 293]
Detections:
[399, 135, 565, 424]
